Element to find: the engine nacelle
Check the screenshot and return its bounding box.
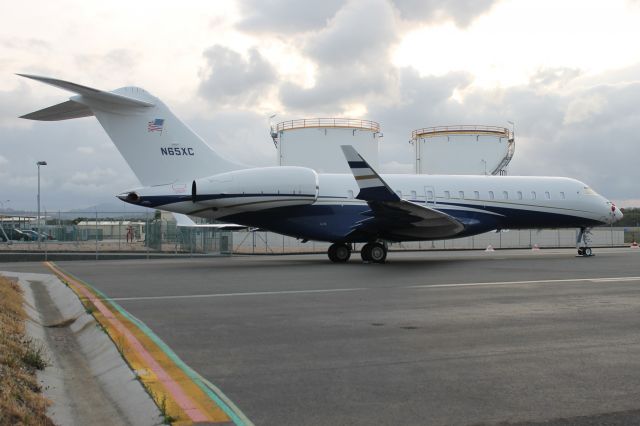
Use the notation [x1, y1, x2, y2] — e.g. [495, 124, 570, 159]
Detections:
[192, 166, 318, 211]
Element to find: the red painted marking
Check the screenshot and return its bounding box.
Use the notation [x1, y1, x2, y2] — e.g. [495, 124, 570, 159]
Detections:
[50, 265, 208, 422]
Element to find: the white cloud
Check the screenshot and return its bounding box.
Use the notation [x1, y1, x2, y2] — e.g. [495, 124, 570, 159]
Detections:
[76, 146, 95, 155]
[393, 0, 640, 89]
[563, 94, 607, 125]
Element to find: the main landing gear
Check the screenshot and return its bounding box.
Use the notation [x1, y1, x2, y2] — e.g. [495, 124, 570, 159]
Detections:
[327, 242, 388, 263]
[360, 242, 387, 263]
[328, 243, 351, 263]
[576, 227, 594, 257]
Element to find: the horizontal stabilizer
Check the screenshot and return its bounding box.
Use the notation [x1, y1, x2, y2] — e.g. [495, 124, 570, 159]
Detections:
[173, 213, 248, 230]
[17, 74, 155, 110]
[20, 100, 93, 121]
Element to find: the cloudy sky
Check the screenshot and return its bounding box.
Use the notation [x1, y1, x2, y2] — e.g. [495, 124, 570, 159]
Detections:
[1, 0, 639, 211]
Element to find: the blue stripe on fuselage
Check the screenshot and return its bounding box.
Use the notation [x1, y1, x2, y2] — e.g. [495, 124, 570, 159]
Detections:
[122, 194, 605, 242]
[218, 202, 603, 243]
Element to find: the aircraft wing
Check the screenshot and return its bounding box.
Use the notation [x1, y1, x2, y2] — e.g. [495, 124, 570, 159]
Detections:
[340, 145, 465, 240]
[173, 213, 249, 230]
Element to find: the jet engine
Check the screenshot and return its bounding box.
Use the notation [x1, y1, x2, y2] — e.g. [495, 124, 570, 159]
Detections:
[191, 166, 318, 211]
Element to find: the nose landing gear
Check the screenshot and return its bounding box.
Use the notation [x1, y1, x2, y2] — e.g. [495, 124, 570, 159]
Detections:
[576, 227, 594, 257]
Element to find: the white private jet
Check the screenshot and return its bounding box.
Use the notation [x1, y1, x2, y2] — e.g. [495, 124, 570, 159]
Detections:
[19, 74, 623, 263]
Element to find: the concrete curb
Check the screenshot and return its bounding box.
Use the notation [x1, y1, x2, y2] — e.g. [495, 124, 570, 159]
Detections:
[45, 262, 249, 425]
[2, 271, 162, 426]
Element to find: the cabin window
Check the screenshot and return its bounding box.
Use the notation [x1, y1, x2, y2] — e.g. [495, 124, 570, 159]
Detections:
[426, 190, 434, 200]
[348, 190, 354, 199]
[560, 191, 566, 199]
[489, 191, 494, 200]
[517, 191, 523, 200]
[531, 191, 537, 200]
[545, 191, 551, 199]
[474, 191, 480, 200]
[458, 191, 464, 199]
[503, 191, 509, 200]
[411, 190, 417, 200]
[444, 191, 450, 199]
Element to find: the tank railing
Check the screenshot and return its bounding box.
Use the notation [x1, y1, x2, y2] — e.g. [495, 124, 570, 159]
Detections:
[276, 118, 380, 133]
[412, 125, 511, 140]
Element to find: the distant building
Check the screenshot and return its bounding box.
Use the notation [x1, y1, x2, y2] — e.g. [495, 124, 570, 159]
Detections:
[76, 220, 145, 240]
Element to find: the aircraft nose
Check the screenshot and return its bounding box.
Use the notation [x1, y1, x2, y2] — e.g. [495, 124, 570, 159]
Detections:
[606, 202, 623, 224]
[615, 207, 624, 222]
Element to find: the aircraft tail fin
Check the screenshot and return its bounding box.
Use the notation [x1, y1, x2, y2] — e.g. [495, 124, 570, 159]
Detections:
[19, 74, 242, 186]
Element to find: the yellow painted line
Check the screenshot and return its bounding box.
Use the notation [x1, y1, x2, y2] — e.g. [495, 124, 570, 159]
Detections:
[44, 262, 234, 425]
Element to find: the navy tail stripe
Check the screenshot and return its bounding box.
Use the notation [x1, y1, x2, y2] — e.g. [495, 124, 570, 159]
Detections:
[347, 161, 368, 168]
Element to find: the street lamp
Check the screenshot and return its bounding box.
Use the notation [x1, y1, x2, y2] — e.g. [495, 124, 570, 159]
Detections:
[37, 161, 47, 244]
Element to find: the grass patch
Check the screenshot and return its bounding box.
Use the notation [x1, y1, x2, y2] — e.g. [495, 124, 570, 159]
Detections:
[0, 275, 54, 425]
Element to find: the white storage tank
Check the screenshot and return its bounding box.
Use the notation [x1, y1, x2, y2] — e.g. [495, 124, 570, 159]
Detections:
[273, 118, 381, 173]
[411, 125, 515, 175]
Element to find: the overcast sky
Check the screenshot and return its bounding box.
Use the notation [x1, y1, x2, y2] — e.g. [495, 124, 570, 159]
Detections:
[1, 0, 639, 211]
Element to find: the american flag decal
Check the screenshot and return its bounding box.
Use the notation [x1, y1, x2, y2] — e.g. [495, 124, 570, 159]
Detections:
[147, 118, 164, 133]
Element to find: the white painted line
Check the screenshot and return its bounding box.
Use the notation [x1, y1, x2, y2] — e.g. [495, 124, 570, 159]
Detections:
[589, 277, 640, 282]
[408, 276, 640, 289]
[110, 287, 366, 301]
[109, 276, 640, 302]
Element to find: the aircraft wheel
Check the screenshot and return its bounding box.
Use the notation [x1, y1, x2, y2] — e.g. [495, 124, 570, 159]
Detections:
[369, 242, 387, 263]
[361, 243, 373, 262]
[577, 248, 584, 256]
[584, 247, 592, 257]
[328, 243, 350, 263]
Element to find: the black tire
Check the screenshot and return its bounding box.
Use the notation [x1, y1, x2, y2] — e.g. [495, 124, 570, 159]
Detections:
[334, 244, 351, 262]
[584, 247, 592, 256]
[577, 248, 584, 256]
[328, 243, 350, 263]
[369, 243, 387, 263]
[361, 243, 373, 262]
[328, 244, 338, 262]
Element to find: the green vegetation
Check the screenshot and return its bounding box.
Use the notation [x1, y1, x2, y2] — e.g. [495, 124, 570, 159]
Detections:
[618, 208, 640, 227]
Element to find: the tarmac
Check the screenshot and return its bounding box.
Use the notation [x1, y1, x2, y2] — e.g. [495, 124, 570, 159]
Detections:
[3, 247, 640, 425]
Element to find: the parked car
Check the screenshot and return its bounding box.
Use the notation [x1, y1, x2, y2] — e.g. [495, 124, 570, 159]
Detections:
[20, 230, 40, 241]
[21, 230, 53, 241]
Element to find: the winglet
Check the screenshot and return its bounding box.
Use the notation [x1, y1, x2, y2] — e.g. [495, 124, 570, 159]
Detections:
[340, 145, 400, 202]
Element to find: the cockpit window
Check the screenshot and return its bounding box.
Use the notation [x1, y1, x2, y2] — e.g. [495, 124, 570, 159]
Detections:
[583, 186, 598, 196]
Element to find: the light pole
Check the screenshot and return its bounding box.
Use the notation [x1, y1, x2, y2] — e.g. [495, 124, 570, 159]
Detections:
[37, 161, 47, 245]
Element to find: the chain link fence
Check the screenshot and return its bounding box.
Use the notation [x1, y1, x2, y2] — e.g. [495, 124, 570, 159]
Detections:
[0, 211, 231, 256]
[0, 210, 631, 258]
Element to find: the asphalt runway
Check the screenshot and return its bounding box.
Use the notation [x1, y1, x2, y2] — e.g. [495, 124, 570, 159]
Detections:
[4, 248, 640, 425]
